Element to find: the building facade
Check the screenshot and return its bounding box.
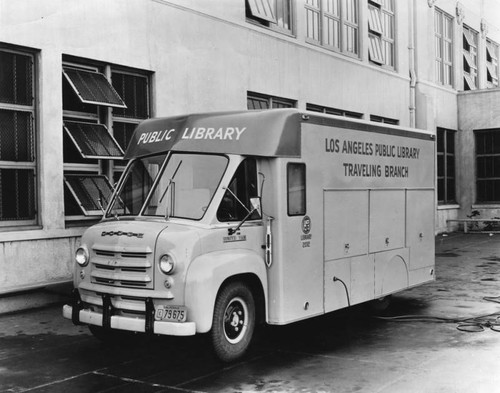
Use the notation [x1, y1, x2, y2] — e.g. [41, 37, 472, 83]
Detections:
[0, 0, 499, 294]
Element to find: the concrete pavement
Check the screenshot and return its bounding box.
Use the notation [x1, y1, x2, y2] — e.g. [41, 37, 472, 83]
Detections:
[0, 232, 499, 392]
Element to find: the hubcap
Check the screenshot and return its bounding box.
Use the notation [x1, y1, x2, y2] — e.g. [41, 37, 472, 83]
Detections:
[223, 297, 248, 344]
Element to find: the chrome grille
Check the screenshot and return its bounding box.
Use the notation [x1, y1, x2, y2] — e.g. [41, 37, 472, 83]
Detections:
[90, 246, 153, 289]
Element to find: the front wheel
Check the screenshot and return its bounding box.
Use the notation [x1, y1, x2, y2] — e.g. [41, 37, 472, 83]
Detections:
[211, 281, 256, 362]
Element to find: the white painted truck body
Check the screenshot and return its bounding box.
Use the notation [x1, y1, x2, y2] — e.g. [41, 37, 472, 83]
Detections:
[63, 109, 435, 361]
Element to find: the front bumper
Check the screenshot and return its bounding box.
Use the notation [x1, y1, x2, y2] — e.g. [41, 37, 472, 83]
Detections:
[63, 304, 196, 336]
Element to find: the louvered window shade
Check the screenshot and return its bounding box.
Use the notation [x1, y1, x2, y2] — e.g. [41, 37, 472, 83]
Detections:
[368, 35, 384, 65]
[63, 68, 126, 108]
[247, 0, 277, 23]
[368, 5, 383, 35]
[63, 121, 124, 159]
[64, 174, 114, 216]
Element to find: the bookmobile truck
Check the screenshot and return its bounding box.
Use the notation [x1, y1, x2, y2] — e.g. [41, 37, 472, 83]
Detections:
[63, 109, 435, 362]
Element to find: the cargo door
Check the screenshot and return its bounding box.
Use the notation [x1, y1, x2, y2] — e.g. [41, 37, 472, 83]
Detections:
[406, 189, 435, 270]
[369, 190, 405, 252]
[324, 190, 373, 311]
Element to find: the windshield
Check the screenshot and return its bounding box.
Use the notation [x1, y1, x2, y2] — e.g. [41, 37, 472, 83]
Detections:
[107, 153, 228, 220]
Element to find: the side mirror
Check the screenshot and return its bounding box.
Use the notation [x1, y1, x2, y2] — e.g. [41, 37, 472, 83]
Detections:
[250, 197, 262, 219]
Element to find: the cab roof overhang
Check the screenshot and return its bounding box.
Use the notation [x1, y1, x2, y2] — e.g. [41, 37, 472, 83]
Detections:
[124, 109, 302, 159]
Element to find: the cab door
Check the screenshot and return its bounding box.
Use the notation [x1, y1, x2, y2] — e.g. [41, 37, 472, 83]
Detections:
[266, 161, 324, 324]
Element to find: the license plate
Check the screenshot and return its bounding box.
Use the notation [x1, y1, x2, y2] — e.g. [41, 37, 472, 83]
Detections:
[154, 305, 187, 322]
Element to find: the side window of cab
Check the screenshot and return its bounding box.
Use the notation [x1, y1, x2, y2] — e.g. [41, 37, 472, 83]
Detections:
[217, 158, 258, 222]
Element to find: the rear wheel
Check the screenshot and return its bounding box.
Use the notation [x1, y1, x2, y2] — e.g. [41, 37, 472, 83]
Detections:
[211, 281, 255, 362]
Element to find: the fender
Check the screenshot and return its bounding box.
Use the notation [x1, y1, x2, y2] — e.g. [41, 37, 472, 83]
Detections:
[184, 249, 268, 333]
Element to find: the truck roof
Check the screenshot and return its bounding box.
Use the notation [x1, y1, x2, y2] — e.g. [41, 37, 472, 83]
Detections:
[124, 109, 434, 159]
[124, 109, 301, 159]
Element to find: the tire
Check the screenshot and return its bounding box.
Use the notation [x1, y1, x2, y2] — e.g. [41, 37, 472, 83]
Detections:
[210, 281, 256, 362]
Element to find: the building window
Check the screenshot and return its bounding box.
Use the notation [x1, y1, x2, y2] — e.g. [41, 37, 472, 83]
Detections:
[305, 0, 359, 57]
[370, 114, 399, 125]
[111, 70, 151, 182]
[437, 128, 456, 204]
[435, 8, 453, 87]
[486, 39, 499, 88]
[368, 0, 395, 68]
[287, 163, 306, 216]
[0, 47, 37, 227]
[62, 59, 151, 220]
[246, 0, 293, 35]
[475, 129, 500, 203]
[247, 92, 296, 109]
[306, 103, 363, 118]
[463, 25, 478, 90]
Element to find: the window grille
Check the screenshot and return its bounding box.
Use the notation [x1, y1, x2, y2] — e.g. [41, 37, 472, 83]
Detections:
[0, 47, 37, 226]
[0, 50, 33, 106]
[437, 128, 456, 204]
[370, 115, 399, 125]
[64, 174, 114, 216]
[247, 92, 296, 110]
[0, 109, 34, 162]
[111, 70, 151, 174]
[63, 68, 127, 108]
[112, 72, 149, 119]
[63, 121, 124, 159]
[475, 129, 500, 203]
[306, 103, 362, 118]
[0, 168, 36, 221]
[247, 95, 270, 110]
[113, 122, 137, 152]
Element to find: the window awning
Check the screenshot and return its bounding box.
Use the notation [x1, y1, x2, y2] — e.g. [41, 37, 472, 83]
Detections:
[63, 121, 124, 159]
[487, 62, 499, 83]
[463, 29, 476, 48]
[368, 35, 384, 65]
[63, 68, 127, 108]
[64, 174, 114, 216]
[486, 42, 498, 61]
[463, 52, 477, 72]
[464, 74, 476, 90]
[247, 0, 277, 23]
[368, 5, 383, 35]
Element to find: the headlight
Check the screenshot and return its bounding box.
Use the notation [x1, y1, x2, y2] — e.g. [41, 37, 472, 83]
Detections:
[75, 246, 89, 267]
[159, 254, 175, 274]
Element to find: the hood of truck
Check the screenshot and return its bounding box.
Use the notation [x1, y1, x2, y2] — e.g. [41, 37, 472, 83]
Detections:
[78, 219, 202, 294]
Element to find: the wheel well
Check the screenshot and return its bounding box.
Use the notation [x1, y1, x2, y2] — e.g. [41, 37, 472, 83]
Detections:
[219, 274, 266, 325]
